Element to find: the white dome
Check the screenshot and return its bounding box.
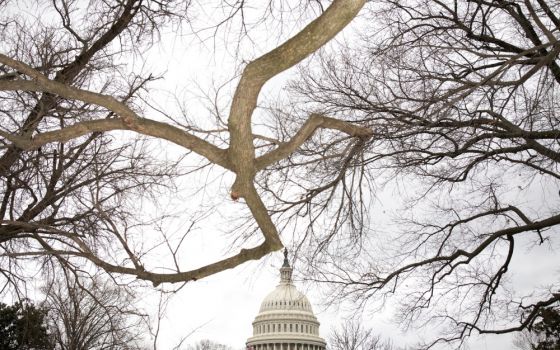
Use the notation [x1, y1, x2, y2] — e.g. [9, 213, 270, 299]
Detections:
[259, 283, 313, 313]
[246, 250, 326, 350]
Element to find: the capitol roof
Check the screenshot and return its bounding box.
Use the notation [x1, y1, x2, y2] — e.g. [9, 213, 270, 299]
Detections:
[259, 283, 313, 313]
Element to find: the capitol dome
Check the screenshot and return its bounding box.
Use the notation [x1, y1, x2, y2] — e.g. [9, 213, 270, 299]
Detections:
[246, 250, 326, 350]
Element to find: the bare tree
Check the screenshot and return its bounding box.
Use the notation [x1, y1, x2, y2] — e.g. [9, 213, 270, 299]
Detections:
[290, 0, 560, 348]
[328, 320, 395, 350]
[43, 274, 147, 350]
[185, 339, 235, 350]
[0, 0, 372, 294]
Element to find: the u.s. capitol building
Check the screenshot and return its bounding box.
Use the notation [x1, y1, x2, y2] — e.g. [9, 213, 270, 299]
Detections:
[246, 250, 326, 350]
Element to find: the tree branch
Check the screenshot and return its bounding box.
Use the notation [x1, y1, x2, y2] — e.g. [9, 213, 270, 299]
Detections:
[256, 113, 373, 170]
[0, 57, 231, 170]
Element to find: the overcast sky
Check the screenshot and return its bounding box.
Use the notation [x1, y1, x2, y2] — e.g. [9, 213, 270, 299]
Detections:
[3, 2, 557, 349]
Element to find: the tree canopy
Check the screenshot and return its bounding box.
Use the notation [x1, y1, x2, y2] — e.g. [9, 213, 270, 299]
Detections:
[532, 307, 560, 350]
[292, 0, 560, 348]
[0, 0, 558, 349]
[515, 306, 560, 350]
[328, 320, 395, 350]
[0, 300, 52, 350]
[186, 339, 236, 350]
[0, 0, 368, 288]
[43, 275, 147, 350]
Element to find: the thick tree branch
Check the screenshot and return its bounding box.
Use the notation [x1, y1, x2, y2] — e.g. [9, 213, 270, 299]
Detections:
[227, 0, 366, 180]
[64, 238, 276, 286]
[0, 0, 141, 176]
[0, 56, 231, 170]
[0, 0, 369, 287]
[256, 113, 373, 170]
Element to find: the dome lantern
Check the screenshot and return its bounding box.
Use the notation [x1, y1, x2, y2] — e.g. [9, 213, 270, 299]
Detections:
[280, 249, 292, 284]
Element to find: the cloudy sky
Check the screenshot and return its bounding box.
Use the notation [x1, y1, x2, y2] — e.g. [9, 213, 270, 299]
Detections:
[3, 1, 558, 349]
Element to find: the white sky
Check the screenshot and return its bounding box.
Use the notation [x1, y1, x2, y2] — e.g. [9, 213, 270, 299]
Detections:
[2, 1, 558, 349]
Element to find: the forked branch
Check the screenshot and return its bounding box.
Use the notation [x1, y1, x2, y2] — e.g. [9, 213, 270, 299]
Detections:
[0, 0, 369, 284]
